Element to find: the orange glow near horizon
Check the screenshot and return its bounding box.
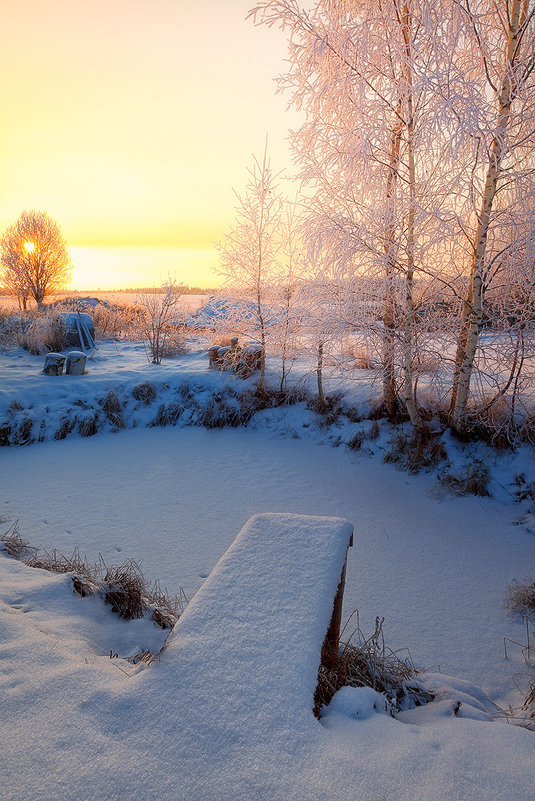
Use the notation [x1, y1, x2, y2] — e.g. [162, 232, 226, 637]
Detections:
[67, 245, 221, 291]
[0, 1, 300, 289]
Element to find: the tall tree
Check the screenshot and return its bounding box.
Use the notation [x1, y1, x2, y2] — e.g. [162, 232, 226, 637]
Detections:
[0, 210, 72, 308]
[251, 0, 455, 427]
[274, 197, 307, 392]
[448, 0, 535, 432]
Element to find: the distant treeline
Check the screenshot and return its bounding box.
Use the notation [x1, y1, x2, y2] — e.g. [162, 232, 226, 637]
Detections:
[109, 286, 215, 295]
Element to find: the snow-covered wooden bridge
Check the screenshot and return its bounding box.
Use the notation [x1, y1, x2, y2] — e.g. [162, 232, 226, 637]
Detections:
[160, 513, 354, 725]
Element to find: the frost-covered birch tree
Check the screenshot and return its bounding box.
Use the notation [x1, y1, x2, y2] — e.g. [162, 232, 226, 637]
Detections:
[136, 278, 186, 364]
[250, 0, 459, 428]
[273, 197, 307, 392]
[216, 145, 283, 394]
[447, 0, 535, 433]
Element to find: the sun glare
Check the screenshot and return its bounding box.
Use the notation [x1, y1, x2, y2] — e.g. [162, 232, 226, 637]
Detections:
[24, 241, 35, 253]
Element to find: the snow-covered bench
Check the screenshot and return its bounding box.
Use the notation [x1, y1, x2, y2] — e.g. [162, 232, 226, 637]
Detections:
[160, 513, 354, 734]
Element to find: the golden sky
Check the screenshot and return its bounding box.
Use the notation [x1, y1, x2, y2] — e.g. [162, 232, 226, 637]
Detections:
[0, 1, 298, 287]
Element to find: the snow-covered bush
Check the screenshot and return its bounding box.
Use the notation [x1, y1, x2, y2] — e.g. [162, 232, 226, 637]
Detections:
[136, 280, 188, 364]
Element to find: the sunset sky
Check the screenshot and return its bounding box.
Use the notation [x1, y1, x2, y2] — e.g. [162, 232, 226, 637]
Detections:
[0, 0, 299, 288]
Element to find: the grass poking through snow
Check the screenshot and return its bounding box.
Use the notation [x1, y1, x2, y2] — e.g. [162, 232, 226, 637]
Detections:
[0, 517, 187, 629]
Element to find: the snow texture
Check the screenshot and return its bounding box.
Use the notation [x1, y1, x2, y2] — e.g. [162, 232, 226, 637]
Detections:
[2, 341, 535, 799]
[1, 506, 535, 801]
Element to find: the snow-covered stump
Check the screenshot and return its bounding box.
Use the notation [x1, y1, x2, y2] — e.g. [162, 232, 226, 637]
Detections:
[43, 353, 66, 376]
[65, 351, 86, 375]
[207, 345, 221, 368]
[161, 513, 354, 730]
[236, 344, 263, 377]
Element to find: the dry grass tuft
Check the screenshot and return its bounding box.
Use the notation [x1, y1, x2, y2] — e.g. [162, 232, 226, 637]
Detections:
[315, 612, 433, 716]
[341, 342, 376, 370]
[1, 519, 187, 629]
[0, 519, 36, 560]
[369, 420, 380, 440]
[18, 312, 68, 354]
[27, 545, 92, 575]
[440, 459, 491, 497]
[12, 416, 34, 446]
[132, 381, 157, 405]
[500, 612, 535, 727]
[519, 413, 535, 445]
[384, 426, 448, 474]
[353, 347, 375, 370]
[102, 559, 145, 619]
[347, 431, 364, 451]
[0, 311, 25, 351]
[102, 390, 125, 429]
[506, 579, 535, 617]
[91, 303, 145, 341]
[524, 679, 535, 718]
[78, 413, 99, 438]
[151, 402, 183, 427]
[54, 417, 76, 440]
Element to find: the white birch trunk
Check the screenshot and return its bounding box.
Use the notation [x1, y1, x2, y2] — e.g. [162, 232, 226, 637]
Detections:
[450, 0, 524, 432]
[399, 0, 423, 431]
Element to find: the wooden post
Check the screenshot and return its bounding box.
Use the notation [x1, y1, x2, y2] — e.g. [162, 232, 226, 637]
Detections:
[321, 532, 353, 670]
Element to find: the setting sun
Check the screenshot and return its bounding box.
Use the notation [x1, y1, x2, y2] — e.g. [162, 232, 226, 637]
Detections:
[23, 241, 35, 253]
[0, 0, 298, 290]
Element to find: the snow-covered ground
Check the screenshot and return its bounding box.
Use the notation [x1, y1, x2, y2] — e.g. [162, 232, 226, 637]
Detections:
[1, 338, 535, 799]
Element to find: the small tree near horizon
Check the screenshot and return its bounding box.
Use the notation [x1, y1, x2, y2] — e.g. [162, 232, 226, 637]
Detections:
[0, 210, 72, 308]
[216, 144, 284, 394]
[136, 278, 186, 364]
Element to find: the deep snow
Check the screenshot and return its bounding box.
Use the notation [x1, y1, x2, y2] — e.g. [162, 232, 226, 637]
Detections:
[1, 340, 535, 800]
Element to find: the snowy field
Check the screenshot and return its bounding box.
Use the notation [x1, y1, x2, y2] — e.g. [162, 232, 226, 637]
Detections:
[2, 338, 535, 799]
[0, 291, 209, 312]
